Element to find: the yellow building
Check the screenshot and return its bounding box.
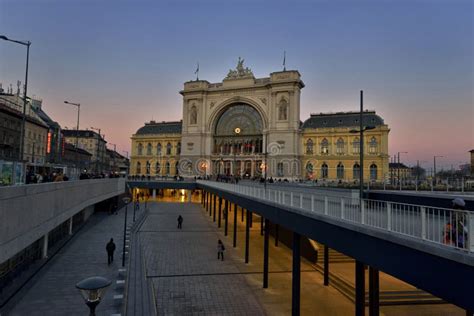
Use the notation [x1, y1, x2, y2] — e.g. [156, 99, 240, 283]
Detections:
[130, 121, 182, 176]
[301, 111, 390, 182]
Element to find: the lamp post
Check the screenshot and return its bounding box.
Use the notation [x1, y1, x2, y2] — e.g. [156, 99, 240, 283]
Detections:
[349, 90, 375, 200]
[397, 151, 408, 190]
[122, 196, 130, 266]
[76, 276, 111, 316]
[64, 100, 81, 149]
[433, 155, 443, 186]
[1, 35, 31, 183]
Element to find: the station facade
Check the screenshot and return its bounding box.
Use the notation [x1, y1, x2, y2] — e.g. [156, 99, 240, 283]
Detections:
[131, 59, 390, 182]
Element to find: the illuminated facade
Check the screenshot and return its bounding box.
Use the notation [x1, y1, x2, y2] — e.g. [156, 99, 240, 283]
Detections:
[131, 60, 390, 181]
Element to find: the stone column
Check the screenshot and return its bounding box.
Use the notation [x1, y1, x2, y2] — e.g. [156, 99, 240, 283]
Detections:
[152, 189, 156, 199]
[188, 190, 192, 203]
[251, 161, 255, 178]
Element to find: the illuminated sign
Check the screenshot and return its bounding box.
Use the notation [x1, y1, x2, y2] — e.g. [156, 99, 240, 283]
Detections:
[47, 132, 52, 154]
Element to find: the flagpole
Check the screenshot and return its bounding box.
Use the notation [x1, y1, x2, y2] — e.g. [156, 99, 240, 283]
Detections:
[283, 51, 286, 71]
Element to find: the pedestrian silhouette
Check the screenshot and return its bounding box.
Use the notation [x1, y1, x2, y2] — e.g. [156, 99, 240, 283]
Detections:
[217, 239, 225, 261]
[177, 215, 183, 229]
[106, 238, 116, 265]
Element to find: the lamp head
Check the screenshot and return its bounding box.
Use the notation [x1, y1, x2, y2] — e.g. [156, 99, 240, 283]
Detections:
[0, 35, 8, 41]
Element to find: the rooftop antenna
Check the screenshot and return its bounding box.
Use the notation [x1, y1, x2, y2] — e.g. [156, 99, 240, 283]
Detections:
[194, 62, 199, 81]
[283, 51, 286, 71]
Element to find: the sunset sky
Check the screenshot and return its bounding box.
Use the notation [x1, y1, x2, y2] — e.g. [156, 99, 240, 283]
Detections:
[0, 0, 472, 171]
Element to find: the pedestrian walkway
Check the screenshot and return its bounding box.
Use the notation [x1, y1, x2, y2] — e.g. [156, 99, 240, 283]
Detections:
[4, 203, 144, 316]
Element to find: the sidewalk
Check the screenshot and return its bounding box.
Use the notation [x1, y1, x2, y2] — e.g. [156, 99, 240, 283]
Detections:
[4, 203, 144, 316]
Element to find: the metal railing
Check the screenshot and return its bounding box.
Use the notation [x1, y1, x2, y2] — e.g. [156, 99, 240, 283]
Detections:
[198, 180, 474, 253]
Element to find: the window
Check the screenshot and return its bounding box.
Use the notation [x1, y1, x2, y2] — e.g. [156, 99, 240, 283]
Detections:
[136, 162, 141, 174]
[336, 138, 345, 154]
[190, 105, 197, 125]
[146, 161, 151, 174]
[146, 143, 152, 155]
[353, 163, 360, 180]
[175, 161, 179, 175]
[277, 162, 284, 177]
[352, 138, 360, 154]
[321, 163, 328, 179]
[320, 138, 329, 154]
[306, 139, 313, 154]
[337, 163, 344, 179]
[369, 137, 378, 154]
[166, 143, 172, 155]
[157, 143, 162, 155]
[165, 161, 170, 175]
[370, 164, 378, 180]
[137, 143, 143, 155]
[155, 162, 161, 175]
[177, 142, 181, 155]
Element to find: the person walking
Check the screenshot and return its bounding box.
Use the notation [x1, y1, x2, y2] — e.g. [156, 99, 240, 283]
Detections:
[106, 238, 116, 265]
[177, 215, 183, 229]
[217, 239, 225, 261]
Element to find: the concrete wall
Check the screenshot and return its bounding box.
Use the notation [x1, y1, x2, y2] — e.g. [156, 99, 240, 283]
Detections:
[0, 178, 125, 263]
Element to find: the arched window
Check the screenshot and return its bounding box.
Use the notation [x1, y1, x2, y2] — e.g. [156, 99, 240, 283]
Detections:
[277, 162, 284, 177]
[306, 139, 313, 154]
[146, 143, 152, 155]
[337, 162, 344, 179]
[352, 137, 360, 154]
[137, 143, 143, 156]
[157, 143, 162, 155]
[320, 138, 329, 154]
[177, 142, 181, 155]
[146, 161, 151, 174]
[136, 162, 141, 174]
[321, 163, 328, 179]
[336, 138, 345, 154]
[369, 137, 378, 154]
[190, 105, 197, 125]
[155, 162, 161, 175]
[370, 164, 378, 180]
[353, 163, 360, 180]
[306, 162, 313, 178]
[165, 161, 170, 175]
[278, 99, 288, 120]
[175, 161, 179, 175]
[166, 142, 172, 155]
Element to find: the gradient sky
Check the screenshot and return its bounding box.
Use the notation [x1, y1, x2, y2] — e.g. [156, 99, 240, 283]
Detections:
[1, 0, 472, 170]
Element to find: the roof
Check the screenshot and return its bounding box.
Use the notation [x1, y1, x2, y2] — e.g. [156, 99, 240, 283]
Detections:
[302, 111, 385, 129]
[62, 129, 105, 142]
[33, 107, 60, 129]
[64, 142, 93, 156]
[0, 101, 49, 129]
[135, 120, 182, 135]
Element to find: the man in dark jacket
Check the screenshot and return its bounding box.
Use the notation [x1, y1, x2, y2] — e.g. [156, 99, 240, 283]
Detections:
[177, 215, 183, 229]
[106, 238, 116, 265]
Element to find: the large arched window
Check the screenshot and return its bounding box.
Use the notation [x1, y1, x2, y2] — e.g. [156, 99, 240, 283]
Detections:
[190, 105, 198, 125]
[320, 138, 329, 154]
[137, 143, 143, 156]
[146, 143, 152, 155]
[146, 161, 151, 174]
[336, 138, 345, 154]
[370, 164, 378, 180]
[353, 163, 360, 180]
[165, 161, 170, 175]
[306, 139, 313, 154]
[136, 162, 141, 174]
[337, 162, 345, 179]
[157, 143, 162, 155]
[306, 161, 313, 178]
[321, 163, 328, 179]
[176, 142, 181, 155]
[166, 142, 172, 155]
[369, 137, 378, 154]
[352, 137, 360, 154]
[155, 162, 161, 175]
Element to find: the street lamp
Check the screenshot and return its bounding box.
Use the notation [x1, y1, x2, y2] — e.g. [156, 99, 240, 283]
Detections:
[1, 35, 31, 183]
[349, 90, 375, 200]
[433, 155, 444, 185]
[122, 196, 130, 266]
[75, 276, 111, 316]
[64, 100, 81, 150]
